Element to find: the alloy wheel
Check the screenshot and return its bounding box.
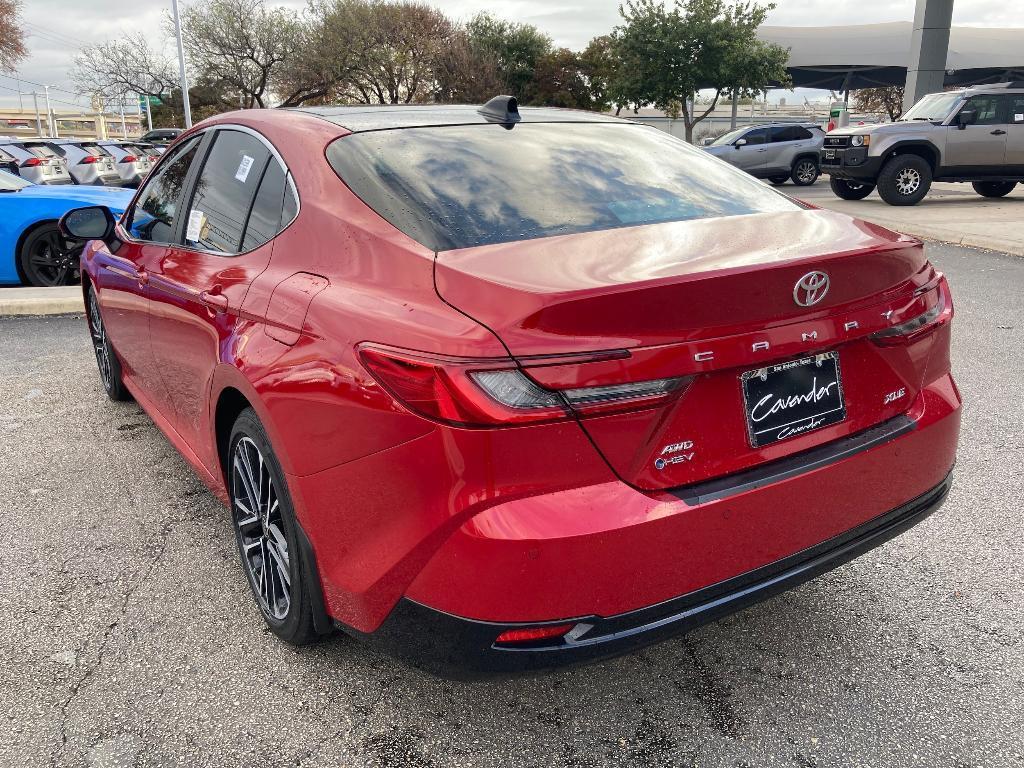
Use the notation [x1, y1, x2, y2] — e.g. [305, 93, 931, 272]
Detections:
[24, 227, 81, 287]
[87, 289, 113, 392]
[895, 168, 921, 196]
[795, 160, 817, 184]
[232, 437, 291, 621]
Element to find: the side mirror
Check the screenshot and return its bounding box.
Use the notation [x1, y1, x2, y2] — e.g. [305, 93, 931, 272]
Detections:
[957, 108, 977, 129]
[58, 206, 116, 242]
[734, 138, 747, 148]
[699, 137, 715, 146]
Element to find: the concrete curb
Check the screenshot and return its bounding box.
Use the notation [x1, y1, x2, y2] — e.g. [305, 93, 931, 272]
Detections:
[0, 287, 84, 316]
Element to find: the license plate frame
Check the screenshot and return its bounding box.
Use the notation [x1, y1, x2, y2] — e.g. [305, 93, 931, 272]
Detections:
[741, 352, 846, 448]
[824, 149, 837, 160]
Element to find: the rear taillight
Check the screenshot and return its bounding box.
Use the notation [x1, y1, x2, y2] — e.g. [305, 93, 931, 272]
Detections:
[121, 155, 138, 163]
[359, 345, 690, 427]
[871, 276, 952, 345]
[80, 156, 100, 164]
[21, 158, 42, 167]
[149, 155, 158, 162]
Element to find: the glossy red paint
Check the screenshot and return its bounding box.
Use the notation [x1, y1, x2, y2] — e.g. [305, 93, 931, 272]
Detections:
[81, 107, 960, 662]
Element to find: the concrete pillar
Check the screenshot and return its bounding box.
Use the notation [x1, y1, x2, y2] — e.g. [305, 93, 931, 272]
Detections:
[903, 0, 954, 113]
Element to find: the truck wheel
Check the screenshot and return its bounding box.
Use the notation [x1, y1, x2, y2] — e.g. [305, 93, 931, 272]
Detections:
[877, 155, 932, 206]
[971, 181, 1016, 198]
[829, 177, 874, 200]
[790, 158, 819, 186]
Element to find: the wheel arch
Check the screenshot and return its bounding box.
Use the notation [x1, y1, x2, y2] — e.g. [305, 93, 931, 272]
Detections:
[882, 141, 940, 173]
[792, 152, 819, 168]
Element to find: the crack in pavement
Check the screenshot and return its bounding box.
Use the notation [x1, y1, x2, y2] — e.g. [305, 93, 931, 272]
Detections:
[50, 518, 178, 768]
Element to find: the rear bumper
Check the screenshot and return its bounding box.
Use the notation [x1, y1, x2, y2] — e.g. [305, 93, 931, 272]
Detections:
[361, 472, 951, 676]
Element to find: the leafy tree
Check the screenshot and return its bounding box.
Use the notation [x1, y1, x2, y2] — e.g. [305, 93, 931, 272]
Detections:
[296, 0, 454, 105]
[432, 28, 504, 104]
[464, 12, 552, 99]
[611, 0, 790, 141]
[578, 36, 620, 113]
[853, 86, 904, 121]
[526, 49, 594, 108]
[0, 0, 26, 72]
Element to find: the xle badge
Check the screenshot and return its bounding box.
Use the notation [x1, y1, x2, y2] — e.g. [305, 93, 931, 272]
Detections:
[654, 440, 695, 470]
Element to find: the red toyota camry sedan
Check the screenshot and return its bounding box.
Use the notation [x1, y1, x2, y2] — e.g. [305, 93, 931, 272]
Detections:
[61, 97, 960, 674]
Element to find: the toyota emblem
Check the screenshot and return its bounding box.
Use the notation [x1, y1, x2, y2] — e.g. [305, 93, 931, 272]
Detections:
[793, 271, 830, 307]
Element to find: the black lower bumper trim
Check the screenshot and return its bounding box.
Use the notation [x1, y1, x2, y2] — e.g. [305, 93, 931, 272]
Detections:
[354, 473, 953, 677]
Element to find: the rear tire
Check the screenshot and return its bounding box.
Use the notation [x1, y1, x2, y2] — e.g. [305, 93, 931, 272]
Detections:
[972, 181, 1016, 198]
[829, 177, 875, 200]
[790, 158, 819, 186]
[85, 284, 131, 402]
[768, 175, 789, 186]
[877, 154, 932, 206]
[228, 408, 320, 646]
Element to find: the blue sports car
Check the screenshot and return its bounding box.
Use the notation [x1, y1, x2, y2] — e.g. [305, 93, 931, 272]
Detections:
[0, 169, 134, 287]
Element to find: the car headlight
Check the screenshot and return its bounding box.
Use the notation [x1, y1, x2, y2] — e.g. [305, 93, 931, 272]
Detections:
[850, 135, 870, 147]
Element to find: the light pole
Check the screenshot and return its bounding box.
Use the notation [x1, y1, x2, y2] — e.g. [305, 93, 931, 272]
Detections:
[171, 0, 193, 128]
[32, 91, 42, 135]
[43, 85, 54, 136]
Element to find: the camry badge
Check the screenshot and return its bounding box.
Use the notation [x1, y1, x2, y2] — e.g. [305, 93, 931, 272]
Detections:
[793, 271, 830, 307]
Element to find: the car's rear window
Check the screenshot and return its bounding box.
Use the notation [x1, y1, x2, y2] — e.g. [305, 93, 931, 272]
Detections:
[326, 122, 800, 251]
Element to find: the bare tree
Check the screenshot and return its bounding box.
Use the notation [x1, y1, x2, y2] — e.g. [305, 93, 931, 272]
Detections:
[73, 32, 177, 103]
[179, 0, 302, 109]
[0, 0, 27, 72]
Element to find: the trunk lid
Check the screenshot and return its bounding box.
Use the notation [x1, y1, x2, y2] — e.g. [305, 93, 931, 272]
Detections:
[435, 209, 938, 491]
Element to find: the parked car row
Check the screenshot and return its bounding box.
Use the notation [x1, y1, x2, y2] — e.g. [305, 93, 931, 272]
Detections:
[0, 136, 165, 189]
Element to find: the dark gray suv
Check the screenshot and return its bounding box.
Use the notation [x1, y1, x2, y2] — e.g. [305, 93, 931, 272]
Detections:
[703, 123, 825, 186]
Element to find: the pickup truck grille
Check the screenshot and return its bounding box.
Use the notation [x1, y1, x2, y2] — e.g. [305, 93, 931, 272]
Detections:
[823, 136, 850, 147]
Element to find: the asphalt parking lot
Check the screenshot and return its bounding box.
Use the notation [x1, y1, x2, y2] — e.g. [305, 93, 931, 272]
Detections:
[1, 241, 1022, 768]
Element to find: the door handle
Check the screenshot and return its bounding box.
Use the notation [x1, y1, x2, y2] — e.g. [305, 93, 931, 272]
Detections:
[991, 129, 1007, 135]
[200, 290, 229, 312]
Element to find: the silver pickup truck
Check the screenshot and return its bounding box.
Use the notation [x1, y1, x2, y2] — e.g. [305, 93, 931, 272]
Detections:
[820, 81, 1024, 205]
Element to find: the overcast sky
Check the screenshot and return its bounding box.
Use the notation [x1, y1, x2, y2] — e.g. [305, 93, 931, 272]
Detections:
[5, 0, 1022, 111]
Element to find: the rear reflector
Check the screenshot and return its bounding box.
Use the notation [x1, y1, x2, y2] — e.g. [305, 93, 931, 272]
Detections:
[495, 624, 575, 645]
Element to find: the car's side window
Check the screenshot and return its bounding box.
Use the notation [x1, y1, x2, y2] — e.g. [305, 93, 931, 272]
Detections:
[1003, 95, 1024, 125]
[769, 126, 794, 143]
[127, 135, 203, 243]
[964, 95, 1003, 126]
[183, 130, 271, 255]
[743, 128, 768, 145]
[241, 160, 289, 251]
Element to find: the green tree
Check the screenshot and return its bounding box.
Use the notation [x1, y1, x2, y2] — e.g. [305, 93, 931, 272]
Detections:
[611, 0, 791, 141]
[464, 12, 552, 99]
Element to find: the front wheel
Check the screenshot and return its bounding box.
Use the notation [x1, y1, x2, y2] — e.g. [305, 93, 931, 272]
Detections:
[18, 222, 82, 287]
[229, 408, 321, 646]
[972, 181, 1016, 198]
[829, 177, 875, 200]
[877, 154, 932, 206]
[790, 158, 819, 186]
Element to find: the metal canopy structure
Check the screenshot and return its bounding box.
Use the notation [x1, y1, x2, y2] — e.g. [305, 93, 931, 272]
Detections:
[758, 22, 1024, 91]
